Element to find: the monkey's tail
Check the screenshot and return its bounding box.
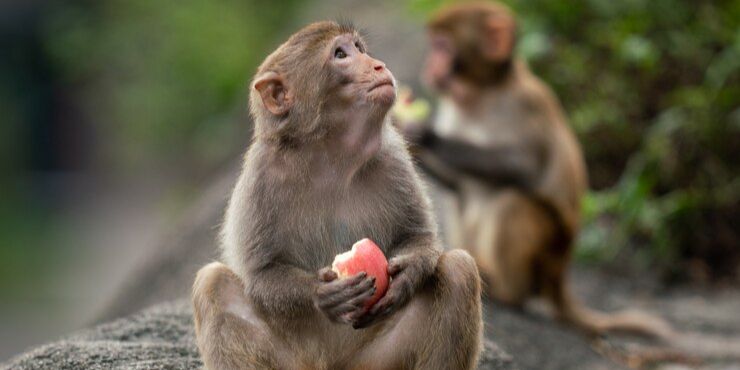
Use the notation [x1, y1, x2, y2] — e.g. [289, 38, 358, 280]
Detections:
[551, 282, 675, 341]
[529, 194, 674, 341]
[525, 191, 675, 341]
[557, 285, 740, 365]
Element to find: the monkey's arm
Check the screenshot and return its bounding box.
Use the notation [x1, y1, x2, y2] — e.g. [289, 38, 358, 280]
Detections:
[387, 232, 441, 295]
[416, 130, 544, 190]
[247, 263, 319, 318]
[414, 149, 465, 190]
[395, 116, 465, 190]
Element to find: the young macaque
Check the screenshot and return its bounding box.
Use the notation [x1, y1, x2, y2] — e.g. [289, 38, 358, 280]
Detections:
[192, 21, 483, 370]
[395, 1, 673, 339]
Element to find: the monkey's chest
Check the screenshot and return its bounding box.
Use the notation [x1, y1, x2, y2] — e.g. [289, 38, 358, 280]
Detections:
[281, 197, 397, 270]
[433, 99, 525, 146]
[331, 197, 396, 251]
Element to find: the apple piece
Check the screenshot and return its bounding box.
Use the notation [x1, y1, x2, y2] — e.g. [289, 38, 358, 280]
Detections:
[332, 238, 389, 309]
[392, 86, 431, 123]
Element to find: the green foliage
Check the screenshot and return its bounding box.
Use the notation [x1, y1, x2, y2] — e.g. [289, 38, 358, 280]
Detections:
[42, 0, 305, 172]
[411, 0, 740, 279]
[0, 189, 70, 299]
[0, 1, 307, 302]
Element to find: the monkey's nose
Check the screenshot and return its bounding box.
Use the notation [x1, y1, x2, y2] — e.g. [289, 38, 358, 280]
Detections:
[373, 63, 385, 72]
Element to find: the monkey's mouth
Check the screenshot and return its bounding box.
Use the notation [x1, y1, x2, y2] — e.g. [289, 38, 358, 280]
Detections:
[368, 79, 394, 92]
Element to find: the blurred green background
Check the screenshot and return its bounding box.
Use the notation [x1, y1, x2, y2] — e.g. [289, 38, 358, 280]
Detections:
[0, 0, 738, 360]
[415, 0, 740, 282]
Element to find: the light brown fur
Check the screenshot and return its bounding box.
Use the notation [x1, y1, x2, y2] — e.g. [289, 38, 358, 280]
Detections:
[401, 1, 673, 339]
[192, 21, 483, 370]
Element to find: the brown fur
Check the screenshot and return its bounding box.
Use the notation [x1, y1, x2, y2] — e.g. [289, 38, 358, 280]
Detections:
[192, 21, 482, 370]
[406, 2, 673, 339]
[427, 1, 515, 87]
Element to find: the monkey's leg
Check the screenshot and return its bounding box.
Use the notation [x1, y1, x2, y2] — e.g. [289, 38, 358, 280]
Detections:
[478, 191, 553, 305]
[192, 262, 291, 370]
[356, 249, 483, 370]
[442, 194, 466, 253]
[416, 249, 483, 369]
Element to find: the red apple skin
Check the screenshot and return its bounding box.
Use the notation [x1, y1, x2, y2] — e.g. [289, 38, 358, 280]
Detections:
[332, 238, 389, 310]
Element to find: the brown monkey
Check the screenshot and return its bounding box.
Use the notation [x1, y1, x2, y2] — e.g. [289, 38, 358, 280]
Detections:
[396, 1, 673, 339]
[192, 21, 483, 370]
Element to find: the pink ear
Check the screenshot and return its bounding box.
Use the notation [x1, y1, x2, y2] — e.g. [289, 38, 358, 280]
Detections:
[253, 71, 292, 116]
[482, 15, 515, 62]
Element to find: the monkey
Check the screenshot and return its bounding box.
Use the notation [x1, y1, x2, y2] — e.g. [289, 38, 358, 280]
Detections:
[395, 1, 673, 340]
[191, 21, 483, 370]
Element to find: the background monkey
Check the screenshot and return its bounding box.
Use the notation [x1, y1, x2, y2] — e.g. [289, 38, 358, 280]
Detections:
[191, 21, 483, 370]
[397, 1, 672, 339]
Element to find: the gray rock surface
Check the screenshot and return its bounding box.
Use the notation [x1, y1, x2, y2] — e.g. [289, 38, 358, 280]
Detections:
[2, 302, 201, 370]
[2, 300, 516, 370]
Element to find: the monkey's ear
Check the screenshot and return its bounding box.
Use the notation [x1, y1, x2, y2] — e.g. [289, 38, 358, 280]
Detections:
[253, 71, 292, 116]
[481, 15, 515, 62]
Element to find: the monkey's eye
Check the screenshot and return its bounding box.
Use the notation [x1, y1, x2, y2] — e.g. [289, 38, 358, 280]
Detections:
[334, 48, 347, 59]
[355, 42, 365, 53]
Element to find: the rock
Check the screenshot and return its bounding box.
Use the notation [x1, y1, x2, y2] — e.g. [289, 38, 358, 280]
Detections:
[2, 300, 516, 370]
[478, 340, 517, 370]
[2, 302, 200, 370]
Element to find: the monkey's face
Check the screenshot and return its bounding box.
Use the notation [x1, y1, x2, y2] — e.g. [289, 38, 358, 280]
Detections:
[325, 34, 396, 109]
[423, 5, 517, 104]
[250, 23, 397, 143]
[422, 32, 456, 92]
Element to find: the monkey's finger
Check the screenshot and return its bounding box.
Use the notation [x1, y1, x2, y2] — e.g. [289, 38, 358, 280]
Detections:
[332, 302, 364, 317]
[377, 303, 396, 318]
[352, 304, 393, 329]
[339, 284, 375, 313]
[351, 312, 376, 329]
[324, 310, 354, 325]
[317, 276, 373, 308]
[320, 301, 369, 326]
[387, 263, 403, 276]
[387, 257, 410, 276]
[365, 299, 398, 327]
[339, 309, 369, 325]
[341, 271, 368, 286]
[350, 295, 390, 329]
[368, 293, 398, 316]
[331, 273, 372, 294]
[319, 272, 367, 296]
[332, 299, 376, 326]
[346, 306, 373, 328]
[316, 285, 348, 307]
[317, 289, 354, 310]
[346, 286, 376, 308]
[318, 267, 338, 282]
[344, 276, 376, 298]
[322, 276, 375, 308]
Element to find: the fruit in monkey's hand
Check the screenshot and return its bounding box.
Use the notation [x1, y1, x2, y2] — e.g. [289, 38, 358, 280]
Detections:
[391, 86, 431, 144]
[392, 85, 431, 124]
[332, 238, 389, 309]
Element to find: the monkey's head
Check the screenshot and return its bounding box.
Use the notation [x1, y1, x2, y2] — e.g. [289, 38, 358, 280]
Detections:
[250, 21, 396, 143]
[423, 1, 516, 98]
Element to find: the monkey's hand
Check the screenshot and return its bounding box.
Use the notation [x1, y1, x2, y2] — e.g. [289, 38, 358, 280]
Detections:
[352, 254, 426, 329]
[391, 89, 431, 146]
[397, 120, 430, 146]
[392, 86, 430, 127]
[313, 268, 376, 325]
